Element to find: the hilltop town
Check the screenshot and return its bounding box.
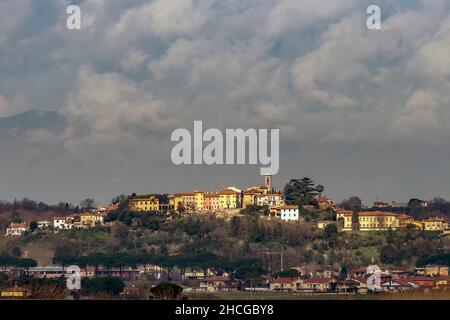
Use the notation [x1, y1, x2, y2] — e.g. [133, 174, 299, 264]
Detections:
[1, 175, 450, 299]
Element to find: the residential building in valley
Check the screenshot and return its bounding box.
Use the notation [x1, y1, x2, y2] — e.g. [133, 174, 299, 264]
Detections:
[337, 211, 400, 231]
[129, 196, 160, 212]
[5, 223, 28, 237]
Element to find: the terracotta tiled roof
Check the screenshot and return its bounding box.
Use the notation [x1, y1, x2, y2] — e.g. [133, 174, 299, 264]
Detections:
[303, 277, 334, 284]
[204, 276, 229, 282]
[339, 211, 399, 217]
[279, 205, 298, 210]
[272, 277, 299, 284]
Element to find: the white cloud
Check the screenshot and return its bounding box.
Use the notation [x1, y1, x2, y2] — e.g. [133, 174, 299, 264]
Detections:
[120, 49, 150, 71]
[111, 0, 211, 40]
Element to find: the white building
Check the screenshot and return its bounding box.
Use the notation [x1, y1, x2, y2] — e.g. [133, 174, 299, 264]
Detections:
[279, 205, 300, 222]
[256, 193, 285, 207]
[5, 223, 28, 237]
[53, 217, 74, 230]
[37, 220, 51, 230]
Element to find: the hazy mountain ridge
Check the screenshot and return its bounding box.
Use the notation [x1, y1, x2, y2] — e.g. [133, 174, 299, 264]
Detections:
[0, 110, 67, 138]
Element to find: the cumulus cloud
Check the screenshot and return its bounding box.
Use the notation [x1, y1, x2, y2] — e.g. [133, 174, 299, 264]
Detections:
[110, 0, 211, 40]
[2, 0, 450, 203]
[120, 49, 150, 71]
[63, 66, 181, 153]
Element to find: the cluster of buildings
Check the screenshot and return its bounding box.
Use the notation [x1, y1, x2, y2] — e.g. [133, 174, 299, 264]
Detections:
[129, 174, 337, 223]
[4, 207, 116, 237]
[3, 256, 450, 296]
[129, 175, 283, 213]
[336, 211, 450, 232]
[183, 265, 450, 294]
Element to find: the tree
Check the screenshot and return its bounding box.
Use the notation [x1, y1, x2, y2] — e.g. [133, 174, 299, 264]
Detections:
[240, 205, 269, 217]
[351, 208, 360, 233]
[29, 221, 38, 232]
[150, 282, 183, 300]
[10, 210, 22, 223]
[283, 177, 323, 206]
[379, 244, 401, 264]
[111, 221, 129, 246]
[408, 198, 425, 218]
[273, 269, 299, 278]
[323, 223, 339, 250]
[341, 196, 362, 211]
[12, 247, 21, 257]
[81, 277, 125, 296]
[79, 198, 97, 211]
[323, 223, 338, 239]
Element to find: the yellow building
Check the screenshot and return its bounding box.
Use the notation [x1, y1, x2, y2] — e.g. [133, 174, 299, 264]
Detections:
[174, 193, 195, 212]
[219, 189, 241, 209]
[129, 196, 160, 212]
[194, 191, 205, 211]
[337, 211, 400, 231]
[423, 217, 449, 231]
[1, 287, 31, 299]
[80, 213, 98, 228]
[243, 189, 261, 208]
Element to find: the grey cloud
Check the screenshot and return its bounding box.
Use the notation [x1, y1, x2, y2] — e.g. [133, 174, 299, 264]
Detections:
[0, 0, 450, 204]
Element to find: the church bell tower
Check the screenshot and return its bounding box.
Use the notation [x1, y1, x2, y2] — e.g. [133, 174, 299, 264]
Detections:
[264, 174, 273, 191]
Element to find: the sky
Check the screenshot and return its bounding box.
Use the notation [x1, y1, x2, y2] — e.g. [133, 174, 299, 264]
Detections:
[0, 0, 450, 206]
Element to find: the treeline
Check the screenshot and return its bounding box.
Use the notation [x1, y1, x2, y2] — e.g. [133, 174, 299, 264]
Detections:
[52, 251, 265, 280]
[416, 253, 450, 268]
[0, 254, 38, 269]
[0, 198, 76, 214]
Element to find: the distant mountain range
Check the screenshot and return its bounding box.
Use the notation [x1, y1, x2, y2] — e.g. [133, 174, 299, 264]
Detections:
[0, 110, 67, 138]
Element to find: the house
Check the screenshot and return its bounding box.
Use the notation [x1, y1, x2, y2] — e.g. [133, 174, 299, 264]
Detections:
[174, 192, 196, 212]
[317, 196, 336, 210]
[373, 201, 389, 208]
[317, 221, 334, 230]
[337, 211, 400, 231]
[350, 277, 369, 294]
[335, 279, 360, 293]
[26, 266, 67, 279]
[351, 268, 369, 277]
[0, 286, 32, 299]
[79, 213, 104, 228]
[37, 220, 51, 230]
[279, 205, 299, 222]
[415, 265, 449, 277]
[203, 193, 220, 211]
[435, 276, 450, 289]
[243, 189, 262, 208]
[400, 276, 435, 288]
[199, 276, 236, 292]
[256, 193, 285, 208]
[299, 277, 336, 293]
[5, 223, 28, 237]
[218, 189, 241, 209]
[269, 278, 301, 292]
[314, 269, 339, 278]
[380, 277, 414, 292]
[129, 196, 160, 212]
[53, 217, 74, 230]
[423, 217, 449, 231]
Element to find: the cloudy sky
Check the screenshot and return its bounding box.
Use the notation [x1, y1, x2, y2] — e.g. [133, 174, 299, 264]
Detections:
[0, 0, 450, 206]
